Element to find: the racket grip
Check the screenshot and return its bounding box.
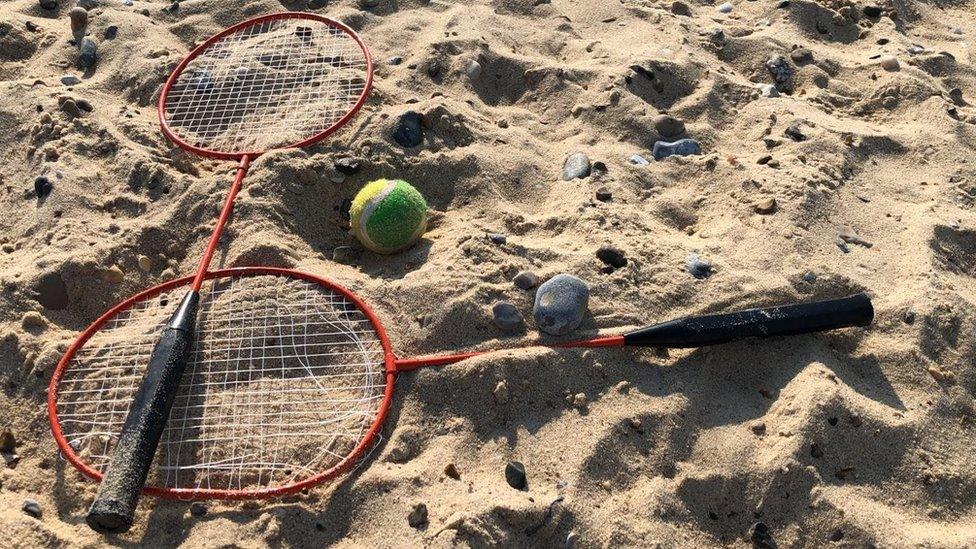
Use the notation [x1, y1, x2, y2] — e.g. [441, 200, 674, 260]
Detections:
[86, 291, 199, 534]
[622, 293, 873, 348]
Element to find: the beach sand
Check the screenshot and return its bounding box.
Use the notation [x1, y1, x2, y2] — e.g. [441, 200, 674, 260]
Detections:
[2, 0, 976, 546]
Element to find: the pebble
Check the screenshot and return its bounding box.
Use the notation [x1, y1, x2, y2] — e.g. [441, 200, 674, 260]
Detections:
[765, 55, 794, 85]
[333, 157, 361, 175]
[26, 21, 39, 32]
[562, 152, 591, 181]
[757, 84, 779, 98]
[493, 380, 509, 404]
[784, 123, 806, 141]
[488, 233, 507, 245]
[755, 197, 776, 214]
[387, 56, 403, 65]
[836, 225, 873, 249]
[907, 44, 924, 55]
[407, 503, 428, 528]
[749, 522, 776, 549]
[880, 55, 900, 71]
[34, 176, 52, 199]
[22, 311, 46, 329]
[652, 138, 701, 160]
[122, 0, 132, 4]
[465, 59, 482, 81]
[652, 114, 685, 138]
[0, 429, 15, 453]
[69, 7, 88, 40]
[533, 274, 588, 335]
[790, 47, 813, 64]
[686, 253, 712, 279]
[60, 74, 81, 86]
[76, 98, 93, 112]
[101, 265, 124, 284]
[505, 461, 527, 490]
[629, 154, 649, 166]
[951, 27, 963, 35]
[60, 99, 83, 117]
[802, 270, 817, 283]
[444, 463, 460, 480]
[39, 0, 58, 10]
[862, 5, 882, 17]
[903, 308, 915, 324]
[596, 244, 627, 269]
[392, 111, 423, 148]
[22, 499, 42, 519]
[137, 254, 152, 271]
[513, 270, 539, 290]
[671, 1, 691, 16]
[491, 301, 524, 331]
[571, 392, 587, 408]
[77, 38, 97, 70]
[189, 502, 207, 517]
[717, 2, 733, 13]
[750, 421, 766, 435]
[595, 187, 612, 201]
[104, 25, 118, 40]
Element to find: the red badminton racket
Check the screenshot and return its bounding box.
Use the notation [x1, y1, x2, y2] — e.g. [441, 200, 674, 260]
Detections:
[49, 265, 873, 532]
[46, 12, 372, 533]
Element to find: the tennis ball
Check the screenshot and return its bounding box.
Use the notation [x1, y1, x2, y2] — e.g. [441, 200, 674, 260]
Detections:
[350, 179, 428, 254]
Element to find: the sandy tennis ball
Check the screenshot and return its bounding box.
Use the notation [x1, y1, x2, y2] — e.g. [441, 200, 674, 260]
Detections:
[350, 179, 428, 254]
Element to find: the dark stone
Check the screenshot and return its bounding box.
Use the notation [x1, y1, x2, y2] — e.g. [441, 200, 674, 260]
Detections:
[686, 253, 712, 279]
[444, 463, 460, 480]
[790, 48, 813, 65]
[653, 114, 685, 138]
[189, 502, 207, 517]
[334, 157, 361, 175]
[513, 270, 539, 290]
[653, 139, 701, 160]
[488, 233, 507, 245]
[784, 124, 806, 141]
[77, 38, 97, 70]
[863, 5, 882, 17]
[596, 245, 627, 269]
[776, 0, 789, 7]
[22, 499, 42, 519]
[76, 99, 93, 112]
[39, 0, 58, 10]
[491, 301, 524, 331]
[671, 1, 691, 15]
[34, 176, 52, 199]
[392, 111, 423, 148]
[749, 522, 777, 549]
[104, 25, 118, 39]
[765, 55, 794, 85]
[505, 461, 527, 489]
[26, 21, 39, 32]
[595, 187, 612, 201]
[408, 503, 428, 528]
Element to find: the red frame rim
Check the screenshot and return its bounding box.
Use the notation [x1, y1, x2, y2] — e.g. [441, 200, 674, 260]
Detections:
[157, 12, 374, 161]
[47, 267, 396, 500]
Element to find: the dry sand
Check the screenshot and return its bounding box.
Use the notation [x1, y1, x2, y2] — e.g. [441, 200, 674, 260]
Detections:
[2, 0, 976, 547]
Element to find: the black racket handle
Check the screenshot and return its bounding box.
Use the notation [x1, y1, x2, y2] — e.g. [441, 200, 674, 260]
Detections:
[86, 291, 199, 534]
[622, 293, 873, 348]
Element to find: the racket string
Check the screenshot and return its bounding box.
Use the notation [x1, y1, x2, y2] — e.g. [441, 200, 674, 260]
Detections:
[56, 274, 387, 492]
[163, 18, 369, 153]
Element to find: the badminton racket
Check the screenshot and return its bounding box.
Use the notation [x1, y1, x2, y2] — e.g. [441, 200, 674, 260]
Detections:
[49, 266, 873, 529]
[49, 12, 372, 533]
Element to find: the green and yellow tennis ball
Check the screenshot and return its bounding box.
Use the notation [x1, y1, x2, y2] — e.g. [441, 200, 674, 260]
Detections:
[350, 179, 428, 254]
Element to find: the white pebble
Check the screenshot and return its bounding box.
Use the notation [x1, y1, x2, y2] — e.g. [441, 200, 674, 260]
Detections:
[717, 2, 733, 13]
[465, 59, 482, 81]
[880, 55, 900, 71]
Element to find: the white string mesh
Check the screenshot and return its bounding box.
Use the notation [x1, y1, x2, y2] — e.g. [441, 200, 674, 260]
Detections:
[163, 16, 369, 153]
[55, 274, 388, 493]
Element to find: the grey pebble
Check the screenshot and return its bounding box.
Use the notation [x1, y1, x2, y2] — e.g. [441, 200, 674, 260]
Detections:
[60, 99, 83, 117]
[492, 301, 524, 331]
[505, 461, 527, 490]
[387, 56, 403, 65]
[488, 233, 507, 245]
[334, 157, 361, 175]
[407, 503, 428, 528]
[629, 154, 649, 166]
[653, 114, 685, 138]
[784, 123, 806, 141]
[717, 2, 733, 13]
[562, 152, 591, 181]
[595, 187, 612, 201]
[533, 274, 588, 336]
[22, 499, 42, 519]
[69, 8, 88, 40]
[765, 55, 794, 85]
[393, 111, 423, 148]
[465, 59, 482, 81]
[332, 246, 359, 264]
[104, 25, 118, 40]
[790, 47, 813, 65]
[189, 502, 207, 517]
[653, 138, 701, 160]
[77, 38, 97, 70]
[749, 522, 776, 549]
[686, 253, 712, 279]
[671, 1, 691, 15]
[802, 270, 817, 283]
[60, 74, 81, 86]
[122, 0, 133, 5]
[513, 270, 539, 290]
[757, 84, 779, 98]
[596, 244, 627, 269]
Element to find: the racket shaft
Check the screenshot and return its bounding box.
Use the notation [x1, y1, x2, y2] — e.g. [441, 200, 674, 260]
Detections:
[623, 293, 873, 348]
[86, 291, 199, 534]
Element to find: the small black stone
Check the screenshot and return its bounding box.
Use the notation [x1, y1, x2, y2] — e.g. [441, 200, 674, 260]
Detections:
[784, 124, 806, 142]
[34, 176, 52, 199]
[104, 25, 118, 39]
[671, 1, 691, 16]
[76, 99, 94, 112]
[26, 21, 39, 32]
[776, 0, 789, 7]
[189, 502, 207, 517]
[505, 461, 527, 490]
[749, 522, 777, 549]
[596, 245, 627, 269]
[392, 111, 423, 148]
[488, 233, 507, 245]
[595, 187, 612, 202]
[334, 157, 361, 175]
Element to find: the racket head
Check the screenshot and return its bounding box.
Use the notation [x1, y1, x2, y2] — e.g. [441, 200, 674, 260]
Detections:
[158, 12, 373, 160]
[48, 267, 395, 500]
